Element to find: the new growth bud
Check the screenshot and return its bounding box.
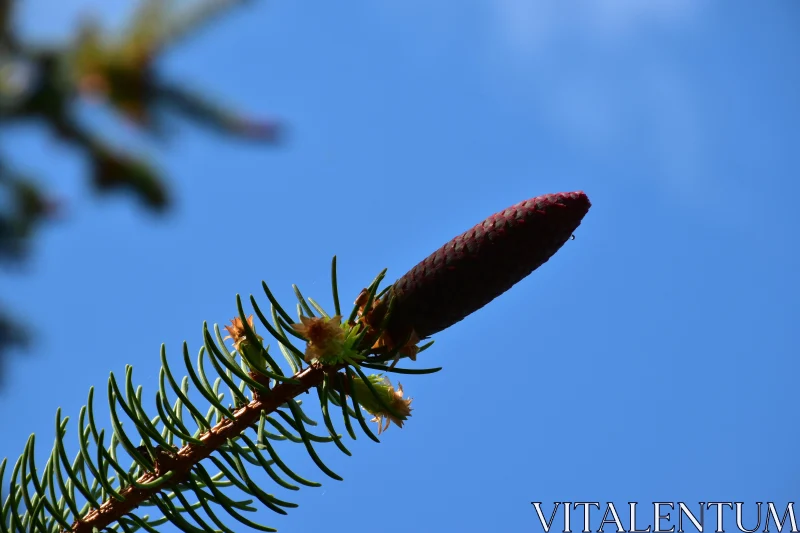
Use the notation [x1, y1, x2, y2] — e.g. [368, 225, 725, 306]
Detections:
[223, 315, 263, 352]
[349, 374, 413, 434]
[291, 315, 363, 366]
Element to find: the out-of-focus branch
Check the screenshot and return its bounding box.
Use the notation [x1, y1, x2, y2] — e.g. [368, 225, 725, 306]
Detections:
[0, 0, 17, 50]
[0, 0, 284, 377]
[0, 309, 27, 362]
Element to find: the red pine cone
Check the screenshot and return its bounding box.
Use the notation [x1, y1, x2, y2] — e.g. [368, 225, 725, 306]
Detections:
[383, 191, 591, 343]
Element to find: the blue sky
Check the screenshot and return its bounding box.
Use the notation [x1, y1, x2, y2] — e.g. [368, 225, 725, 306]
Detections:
[2, 1, 799, 532]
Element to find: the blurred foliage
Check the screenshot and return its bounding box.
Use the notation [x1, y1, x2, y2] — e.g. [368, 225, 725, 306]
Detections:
[0, 0, 283, 381]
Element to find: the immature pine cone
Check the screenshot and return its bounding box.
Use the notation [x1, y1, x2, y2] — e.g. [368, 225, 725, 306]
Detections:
[380, 191, 591, 344]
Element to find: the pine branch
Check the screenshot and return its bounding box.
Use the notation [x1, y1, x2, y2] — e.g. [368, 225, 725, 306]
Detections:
[1, 191, 592, 532]
[68, 364, 333, 533]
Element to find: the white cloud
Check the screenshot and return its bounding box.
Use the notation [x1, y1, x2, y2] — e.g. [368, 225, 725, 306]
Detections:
[492, 0, 699, 56]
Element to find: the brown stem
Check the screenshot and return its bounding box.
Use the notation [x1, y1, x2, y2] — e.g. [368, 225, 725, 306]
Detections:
[63, 364, 342, 533]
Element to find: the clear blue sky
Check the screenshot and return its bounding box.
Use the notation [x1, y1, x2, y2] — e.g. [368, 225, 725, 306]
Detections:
[2, 1, 799, 532]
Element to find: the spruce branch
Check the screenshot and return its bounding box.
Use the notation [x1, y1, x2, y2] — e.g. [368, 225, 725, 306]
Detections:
[68, 364, 334, 533]
[1, 191, 591, 532]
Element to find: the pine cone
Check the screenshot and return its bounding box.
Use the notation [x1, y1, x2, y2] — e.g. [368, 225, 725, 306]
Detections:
[381, 191, 591, 344]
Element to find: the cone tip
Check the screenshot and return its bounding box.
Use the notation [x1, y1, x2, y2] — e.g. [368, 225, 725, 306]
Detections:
[540, 190, 591, 211]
